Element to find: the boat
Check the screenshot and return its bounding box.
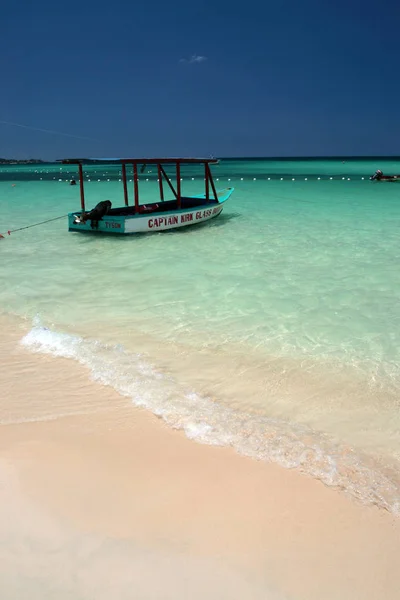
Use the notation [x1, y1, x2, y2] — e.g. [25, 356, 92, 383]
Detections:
[59, 157, 234, 234]
[370, 169, 400, 182]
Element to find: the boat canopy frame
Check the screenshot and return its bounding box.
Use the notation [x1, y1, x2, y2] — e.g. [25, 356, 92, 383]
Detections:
[59, 158, 220, 213]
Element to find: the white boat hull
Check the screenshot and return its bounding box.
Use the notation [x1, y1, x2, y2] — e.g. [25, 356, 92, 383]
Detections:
[68, 188, 233, 235]
[124, 204, 224, 233]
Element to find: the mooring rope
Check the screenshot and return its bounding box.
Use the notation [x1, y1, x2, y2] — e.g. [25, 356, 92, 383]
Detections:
[0, 214, 67, 238]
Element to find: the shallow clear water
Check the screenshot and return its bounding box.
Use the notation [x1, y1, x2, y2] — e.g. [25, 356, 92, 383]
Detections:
[1, 158, 400, 512]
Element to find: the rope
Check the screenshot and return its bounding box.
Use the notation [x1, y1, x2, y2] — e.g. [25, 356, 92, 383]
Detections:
[0, 214, 67, 238]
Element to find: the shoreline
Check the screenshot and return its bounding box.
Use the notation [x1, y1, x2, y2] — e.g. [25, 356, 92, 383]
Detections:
[8, 311, 400, 514]
[1, 316, 400, 598]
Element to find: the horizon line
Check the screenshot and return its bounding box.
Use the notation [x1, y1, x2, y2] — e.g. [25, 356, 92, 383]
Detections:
[1, 154, 400, 164]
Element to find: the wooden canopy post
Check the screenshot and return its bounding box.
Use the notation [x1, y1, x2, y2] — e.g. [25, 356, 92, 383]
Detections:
[157, 164, 164, 200]
[78, 163, 85, 210]
[159, 165, 177, 198]
[205, 162, 209, 202]
[133, 162, 139, 213]
[176, 162, 181, 209]
[122, 163, 129, 206]
[206, 163, 218, 201]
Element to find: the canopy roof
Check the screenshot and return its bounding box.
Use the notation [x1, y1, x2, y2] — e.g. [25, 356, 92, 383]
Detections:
[58, 157, 218, 165]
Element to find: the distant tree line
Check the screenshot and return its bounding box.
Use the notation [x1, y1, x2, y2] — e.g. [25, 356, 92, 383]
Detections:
[0, 159, 45, 164]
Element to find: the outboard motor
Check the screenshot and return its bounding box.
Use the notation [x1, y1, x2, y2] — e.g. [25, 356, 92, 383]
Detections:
[73, 200, 112, 228]
[370, 169, 383, 181]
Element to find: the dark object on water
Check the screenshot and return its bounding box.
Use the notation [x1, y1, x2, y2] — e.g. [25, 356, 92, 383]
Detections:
[370, 169, 400, 182]
[70, 179, 77, 186]
[73, 200, 112, 228]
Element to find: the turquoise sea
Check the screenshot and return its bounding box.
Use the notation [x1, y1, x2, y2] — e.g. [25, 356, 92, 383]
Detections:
[1, 157, 400, 513]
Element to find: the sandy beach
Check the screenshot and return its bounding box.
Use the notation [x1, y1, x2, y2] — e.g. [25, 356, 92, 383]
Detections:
[2, 0, 400, 592]
[0, 316, 399, 600]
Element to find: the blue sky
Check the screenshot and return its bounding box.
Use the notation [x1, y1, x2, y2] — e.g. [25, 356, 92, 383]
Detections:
[1, 0, 399, 159]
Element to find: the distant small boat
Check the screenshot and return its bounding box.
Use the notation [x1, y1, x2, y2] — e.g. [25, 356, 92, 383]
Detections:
[370, 169, 400, 182]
